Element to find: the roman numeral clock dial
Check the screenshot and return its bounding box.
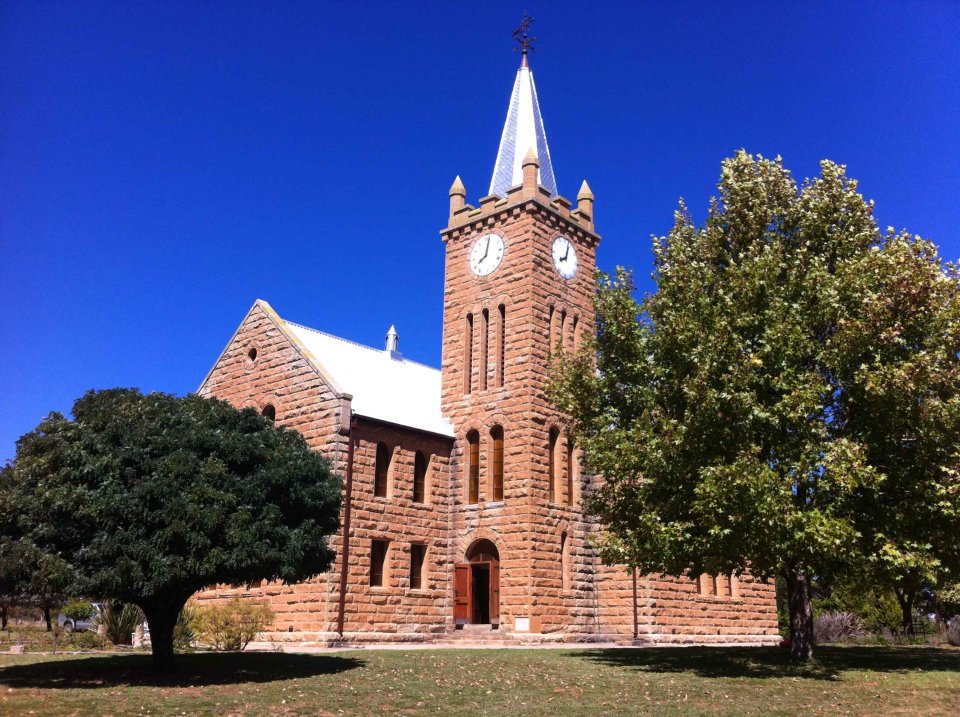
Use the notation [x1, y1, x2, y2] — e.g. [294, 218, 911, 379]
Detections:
[469, 233, 505, 277]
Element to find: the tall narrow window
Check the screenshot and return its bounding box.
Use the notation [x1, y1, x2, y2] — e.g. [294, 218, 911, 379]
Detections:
[467, 430, 480, 504]
[571, 315, 579, 353]
[490, 425, 504, 502]
[465, 313, 474, 394]
[374, 442, 390, 498]
[566, 438, 575, 506]
[370, 539, 389, 587]
[409, 543, 426, 590]
[548, 305, 555, 358]
[481, 308, 489, 391]
[560, 532, 570, 591]
[559, 310, 567, 353]
[498, 304, 506, 386]
[261, 404, 276, 422]
[413, 451, 427, 504]
[548, 427, 559, 502]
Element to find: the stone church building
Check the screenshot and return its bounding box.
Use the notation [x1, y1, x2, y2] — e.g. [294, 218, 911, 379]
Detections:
[195, 49, 779, 645]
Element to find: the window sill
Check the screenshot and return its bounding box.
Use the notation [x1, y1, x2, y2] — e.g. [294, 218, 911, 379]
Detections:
[406, 588, 432, 596]
[463, 500, 505, 510]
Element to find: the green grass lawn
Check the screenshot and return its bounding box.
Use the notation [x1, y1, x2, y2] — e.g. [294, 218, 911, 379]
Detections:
[0, 645, 957, 716]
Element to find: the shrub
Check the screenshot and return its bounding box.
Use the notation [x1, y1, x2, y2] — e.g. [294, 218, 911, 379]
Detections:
[173, 603, 198, 651]
[193, 598, 274, 651]
[65, 629, 108, 650]
[60, 599, 96, 626]
[946, 617, 960, 647]
[99, 600, 144, 645]
[814, 580, 901, 634]
[814, 611, 864, 644]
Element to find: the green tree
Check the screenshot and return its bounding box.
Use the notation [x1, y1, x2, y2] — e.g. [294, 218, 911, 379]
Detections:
[550, 152, 960, 660]
[0, 389, 342, 671]
[26, 547, 74, 631]
[0, 539, 71, 630]
[832, 233, 960, 633]
[0, 539, 32, 629]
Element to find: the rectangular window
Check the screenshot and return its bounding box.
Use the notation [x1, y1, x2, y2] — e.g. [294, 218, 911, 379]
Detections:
[374, 442, 390, 498]
[413, 451, 427, 504]
[409, 543, 427, 590]
[370, 539, 389, 587]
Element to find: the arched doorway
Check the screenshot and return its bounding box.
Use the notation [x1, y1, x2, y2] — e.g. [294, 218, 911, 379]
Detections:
[454, 539, 500, 627]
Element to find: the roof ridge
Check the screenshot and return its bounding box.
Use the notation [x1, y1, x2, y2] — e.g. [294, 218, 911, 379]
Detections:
[284, 320, 441, 373]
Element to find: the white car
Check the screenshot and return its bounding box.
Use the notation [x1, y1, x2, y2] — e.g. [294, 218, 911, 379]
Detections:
[57, 602, 104, 632]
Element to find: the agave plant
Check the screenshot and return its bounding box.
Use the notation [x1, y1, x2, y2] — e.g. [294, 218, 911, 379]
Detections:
[98, 600, 144, 646]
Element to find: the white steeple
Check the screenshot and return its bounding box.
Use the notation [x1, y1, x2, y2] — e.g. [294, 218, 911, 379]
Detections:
[488, 50, 557, 198]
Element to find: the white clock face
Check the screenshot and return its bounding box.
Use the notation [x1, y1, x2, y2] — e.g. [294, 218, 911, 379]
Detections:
[552, 236, 578, 280]
[469, 233, 505, 277]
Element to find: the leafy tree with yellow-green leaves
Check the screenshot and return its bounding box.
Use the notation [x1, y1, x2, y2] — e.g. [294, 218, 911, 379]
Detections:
[550, 151, 960, 660]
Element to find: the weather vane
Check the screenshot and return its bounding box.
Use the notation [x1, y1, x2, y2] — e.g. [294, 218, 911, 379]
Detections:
[513, 13, 536, 57]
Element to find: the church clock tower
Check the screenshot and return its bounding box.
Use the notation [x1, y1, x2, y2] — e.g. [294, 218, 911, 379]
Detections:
[439, 28, 601, 634]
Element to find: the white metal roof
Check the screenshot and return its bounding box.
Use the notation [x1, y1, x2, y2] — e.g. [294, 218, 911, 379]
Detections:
[488, 58, 557, 198]
[284, 320, 454, 438]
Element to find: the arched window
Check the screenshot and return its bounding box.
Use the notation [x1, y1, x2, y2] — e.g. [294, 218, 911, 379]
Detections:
[375, 442, 390, 498]
[413, 451, 428, 504]
[560, 532, 570, 591]
[490, 426, 504, 502]
[548, 427, 560, 503]
[467, 430, 480, 504]
[498, 304, 506, 387]
[465, 313, 474, 394]
[481, 308, 489, 391]
[261, 404, 276, 422]
[548, 305, 556, 358]
[566, 438, 576, 506]
[571, 315, 579, 353]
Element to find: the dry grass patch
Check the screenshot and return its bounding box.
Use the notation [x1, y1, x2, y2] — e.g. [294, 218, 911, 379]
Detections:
[0, 645, 957, 716]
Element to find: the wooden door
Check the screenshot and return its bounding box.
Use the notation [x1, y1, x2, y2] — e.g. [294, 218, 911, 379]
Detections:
[489, 561, 500, 623]
[454, 563, 471, 623]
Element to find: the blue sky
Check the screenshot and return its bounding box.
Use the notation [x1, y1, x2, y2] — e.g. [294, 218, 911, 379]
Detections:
[2, 1, 958, 462]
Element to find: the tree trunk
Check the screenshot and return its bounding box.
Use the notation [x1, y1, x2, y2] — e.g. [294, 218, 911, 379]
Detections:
[142, 600, 184, 673]
[893, 585, 915, 636]
[1, 604, 7, 630]
[43, 605, 52, 632]
[785, 561, 814, 661]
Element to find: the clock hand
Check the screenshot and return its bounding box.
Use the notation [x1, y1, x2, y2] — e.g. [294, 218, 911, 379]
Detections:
[482, 237, 490, 261]
[562, 243, 570, 261]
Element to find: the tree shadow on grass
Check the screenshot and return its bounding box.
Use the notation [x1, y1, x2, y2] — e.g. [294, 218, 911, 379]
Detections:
[0, 651, 364, 689]
[574, 645, 960, 681]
